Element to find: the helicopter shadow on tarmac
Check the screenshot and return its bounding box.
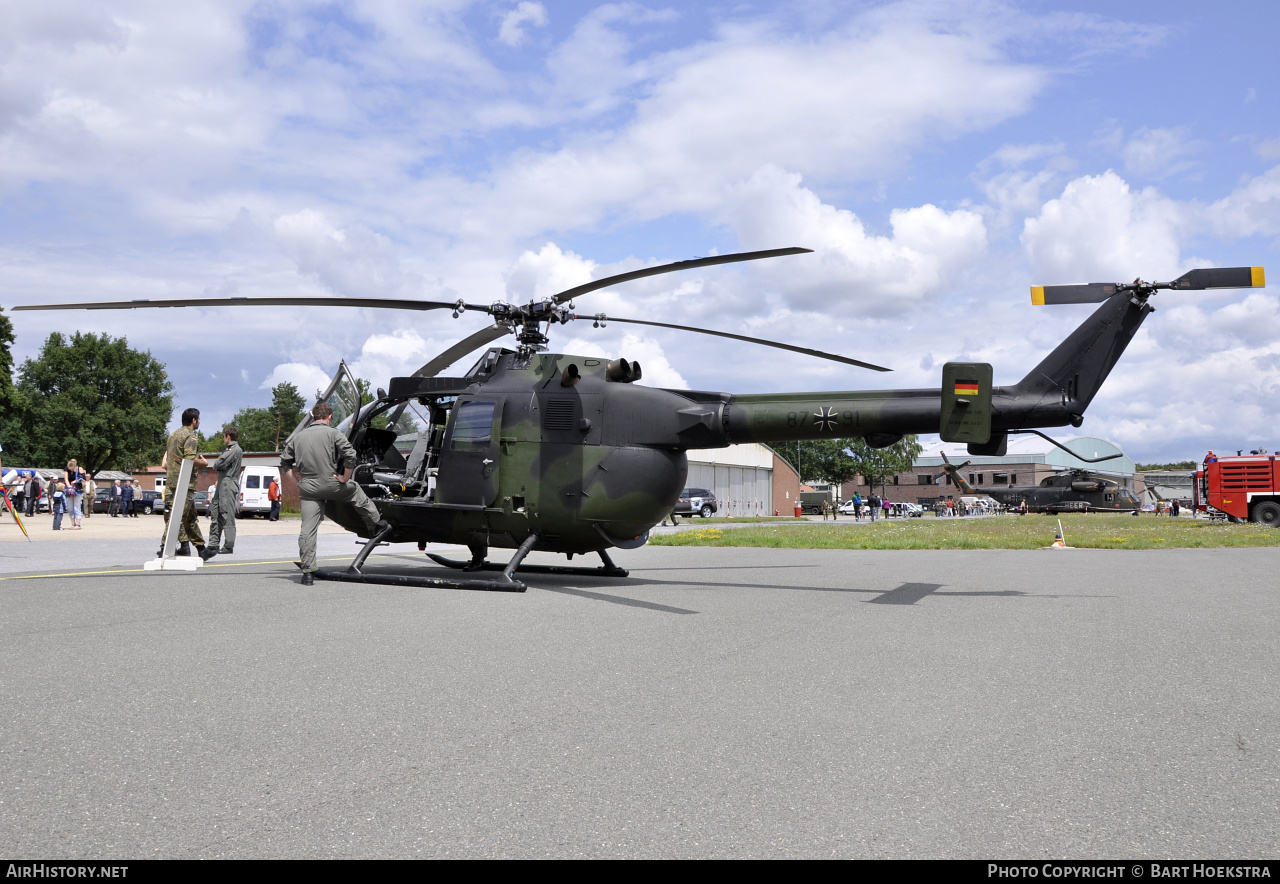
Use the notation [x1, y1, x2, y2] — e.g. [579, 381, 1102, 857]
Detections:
[365, 554, 1103, 613]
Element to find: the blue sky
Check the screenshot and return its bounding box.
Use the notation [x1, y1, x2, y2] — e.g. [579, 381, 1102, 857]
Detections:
[2, 0, 1278, 461]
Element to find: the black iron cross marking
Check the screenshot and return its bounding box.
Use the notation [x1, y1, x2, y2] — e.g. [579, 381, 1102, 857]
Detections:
[813, 406, 838, 431]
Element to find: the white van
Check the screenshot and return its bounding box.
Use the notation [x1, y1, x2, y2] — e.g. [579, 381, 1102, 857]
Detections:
[238, 466, 281, 517]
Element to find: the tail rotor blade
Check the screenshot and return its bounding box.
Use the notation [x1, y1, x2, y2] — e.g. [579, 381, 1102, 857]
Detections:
[1172, 267, 1265, 290]
[1030, 283, 1118, 305]
[1032, 266, 1265, 305]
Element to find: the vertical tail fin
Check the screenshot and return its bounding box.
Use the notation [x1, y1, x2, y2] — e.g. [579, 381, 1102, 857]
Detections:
[1011, 292, 1154, 426]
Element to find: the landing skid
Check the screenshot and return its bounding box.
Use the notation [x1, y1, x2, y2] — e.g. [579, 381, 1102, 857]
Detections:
[314, 527, 536, 592]
[426, 548, 629, 579]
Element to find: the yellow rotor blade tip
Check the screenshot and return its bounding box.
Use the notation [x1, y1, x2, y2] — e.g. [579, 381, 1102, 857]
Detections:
[1252, 267, 1265, 287]
[1030, 286, 1045, 305]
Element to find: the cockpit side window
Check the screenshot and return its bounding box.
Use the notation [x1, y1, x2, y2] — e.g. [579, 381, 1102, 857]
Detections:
[450, 401, 496, 451]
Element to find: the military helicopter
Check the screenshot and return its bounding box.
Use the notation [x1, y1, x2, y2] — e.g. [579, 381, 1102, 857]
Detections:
[934, 453, 1142, 514]
[15, 253, 1265, 590]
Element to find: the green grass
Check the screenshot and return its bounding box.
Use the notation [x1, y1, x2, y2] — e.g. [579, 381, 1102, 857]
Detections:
[650, 513, 1280, 550]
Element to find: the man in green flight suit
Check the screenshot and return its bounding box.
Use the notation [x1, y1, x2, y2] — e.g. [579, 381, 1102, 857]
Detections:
[280, 401, 389, 586]
[160, 407, 209, 557]
[203, 425, 243, 560]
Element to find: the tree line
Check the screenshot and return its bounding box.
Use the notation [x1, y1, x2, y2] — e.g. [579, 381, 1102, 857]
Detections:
[0, 313, 317, 474]
[774, 436, 924, 492]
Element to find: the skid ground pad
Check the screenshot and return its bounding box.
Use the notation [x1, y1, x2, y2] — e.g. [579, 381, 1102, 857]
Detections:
[313, 565, 527, 592]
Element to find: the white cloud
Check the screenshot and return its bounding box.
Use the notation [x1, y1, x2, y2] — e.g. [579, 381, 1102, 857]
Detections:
[1021, 171, 1191, 283]
[973, 142, 1073, 231]
[722, 166, 987, 314]
[472, 17, 1045, 235]
[540, 3, 678, 118]
[1207, 165, 1280, 239]
[259, 362, 333, 400]
[503, 242, 595, 302]
[498, 2, 548, 48]
[1121, 126, 1199, 179]
[1087, 312, 1280, 455]
[272, 209, 426, 300]
[1255, 138, 1280, 161]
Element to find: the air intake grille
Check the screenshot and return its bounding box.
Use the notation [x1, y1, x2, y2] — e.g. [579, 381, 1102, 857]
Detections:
[1221, 464, 1274, 491]
[543, 398, 576, 431]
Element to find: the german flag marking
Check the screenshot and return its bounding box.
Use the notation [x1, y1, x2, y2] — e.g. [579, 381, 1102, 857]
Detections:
[954, 382, 979, 396]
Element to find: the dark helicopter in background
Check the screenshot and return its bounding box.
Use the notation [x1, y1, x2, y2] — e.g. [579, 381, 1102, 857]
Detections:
[16, 252, 1264, 589]
[936, 453, 1142, 514]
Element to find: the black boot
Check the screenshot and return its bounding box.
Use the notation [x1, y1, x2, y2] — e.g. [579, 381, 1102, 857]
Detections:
[177, 542, 192, 557]
[199, 546, 218, 562]
[300, 571, 314, 586]
[463, 542, 487, 572]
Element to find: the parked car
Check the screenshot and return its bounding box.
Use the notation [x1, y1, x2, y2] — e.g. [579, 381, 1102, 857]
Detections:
[195, 491, 210, 515]
[137, 490, 166, 515]
[674, 487, 718, 518]
[92, 488, 113, 513]
[237, 466, 281, 517]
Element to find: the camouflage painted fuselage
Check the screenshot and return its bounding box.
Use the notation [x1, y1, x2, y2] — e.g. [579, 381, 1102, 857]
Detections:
[321, 355, 1069, 554]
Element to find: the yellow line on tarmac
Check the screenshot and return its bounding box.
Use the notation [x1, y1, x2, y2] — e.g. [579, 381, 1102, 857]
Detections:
[0, 556, 354, 582]
[0, 568, 149, 580]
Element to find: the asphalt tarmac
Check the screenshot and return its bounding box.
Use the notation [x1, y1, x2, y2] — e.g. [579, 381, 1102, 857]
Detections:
[1, 533, 1277, 858]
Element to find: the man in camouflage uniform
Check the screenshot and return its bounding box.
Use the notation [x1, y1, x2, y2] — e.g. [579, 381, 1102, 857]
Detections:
[160, 407, 209, 557]
[203, 425, 243, 560]
[280, 401, 388, 585]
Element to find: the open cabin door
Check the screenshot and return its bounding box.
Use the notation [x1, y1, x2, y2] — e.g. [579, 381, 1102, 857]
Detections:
[283, 360, 362, 448]
[436, 396, 505, 507]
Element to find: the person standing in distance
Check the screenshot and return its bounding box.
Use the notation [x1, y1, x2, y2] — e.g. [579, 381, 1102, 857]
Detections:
[24, 474, 40, 517]
[203, 425, 243, 560]
[280, 401, 389, 586]
[267, 475, 281, 521]
[160, 408, 209, 557]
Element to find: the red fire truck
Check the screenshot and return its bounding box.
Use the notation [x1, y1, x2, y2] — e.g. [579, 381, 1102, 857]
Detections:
[1194, 450, 1280, 526]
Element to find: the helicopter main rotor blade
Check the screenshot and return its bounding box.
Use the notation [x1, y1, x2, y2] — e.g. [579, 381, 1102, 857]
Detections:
[549, 247, 812, 306]
[411, 324, 512, 378]
[12, 295, 475, 312]
[574, 313, 890, 372]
